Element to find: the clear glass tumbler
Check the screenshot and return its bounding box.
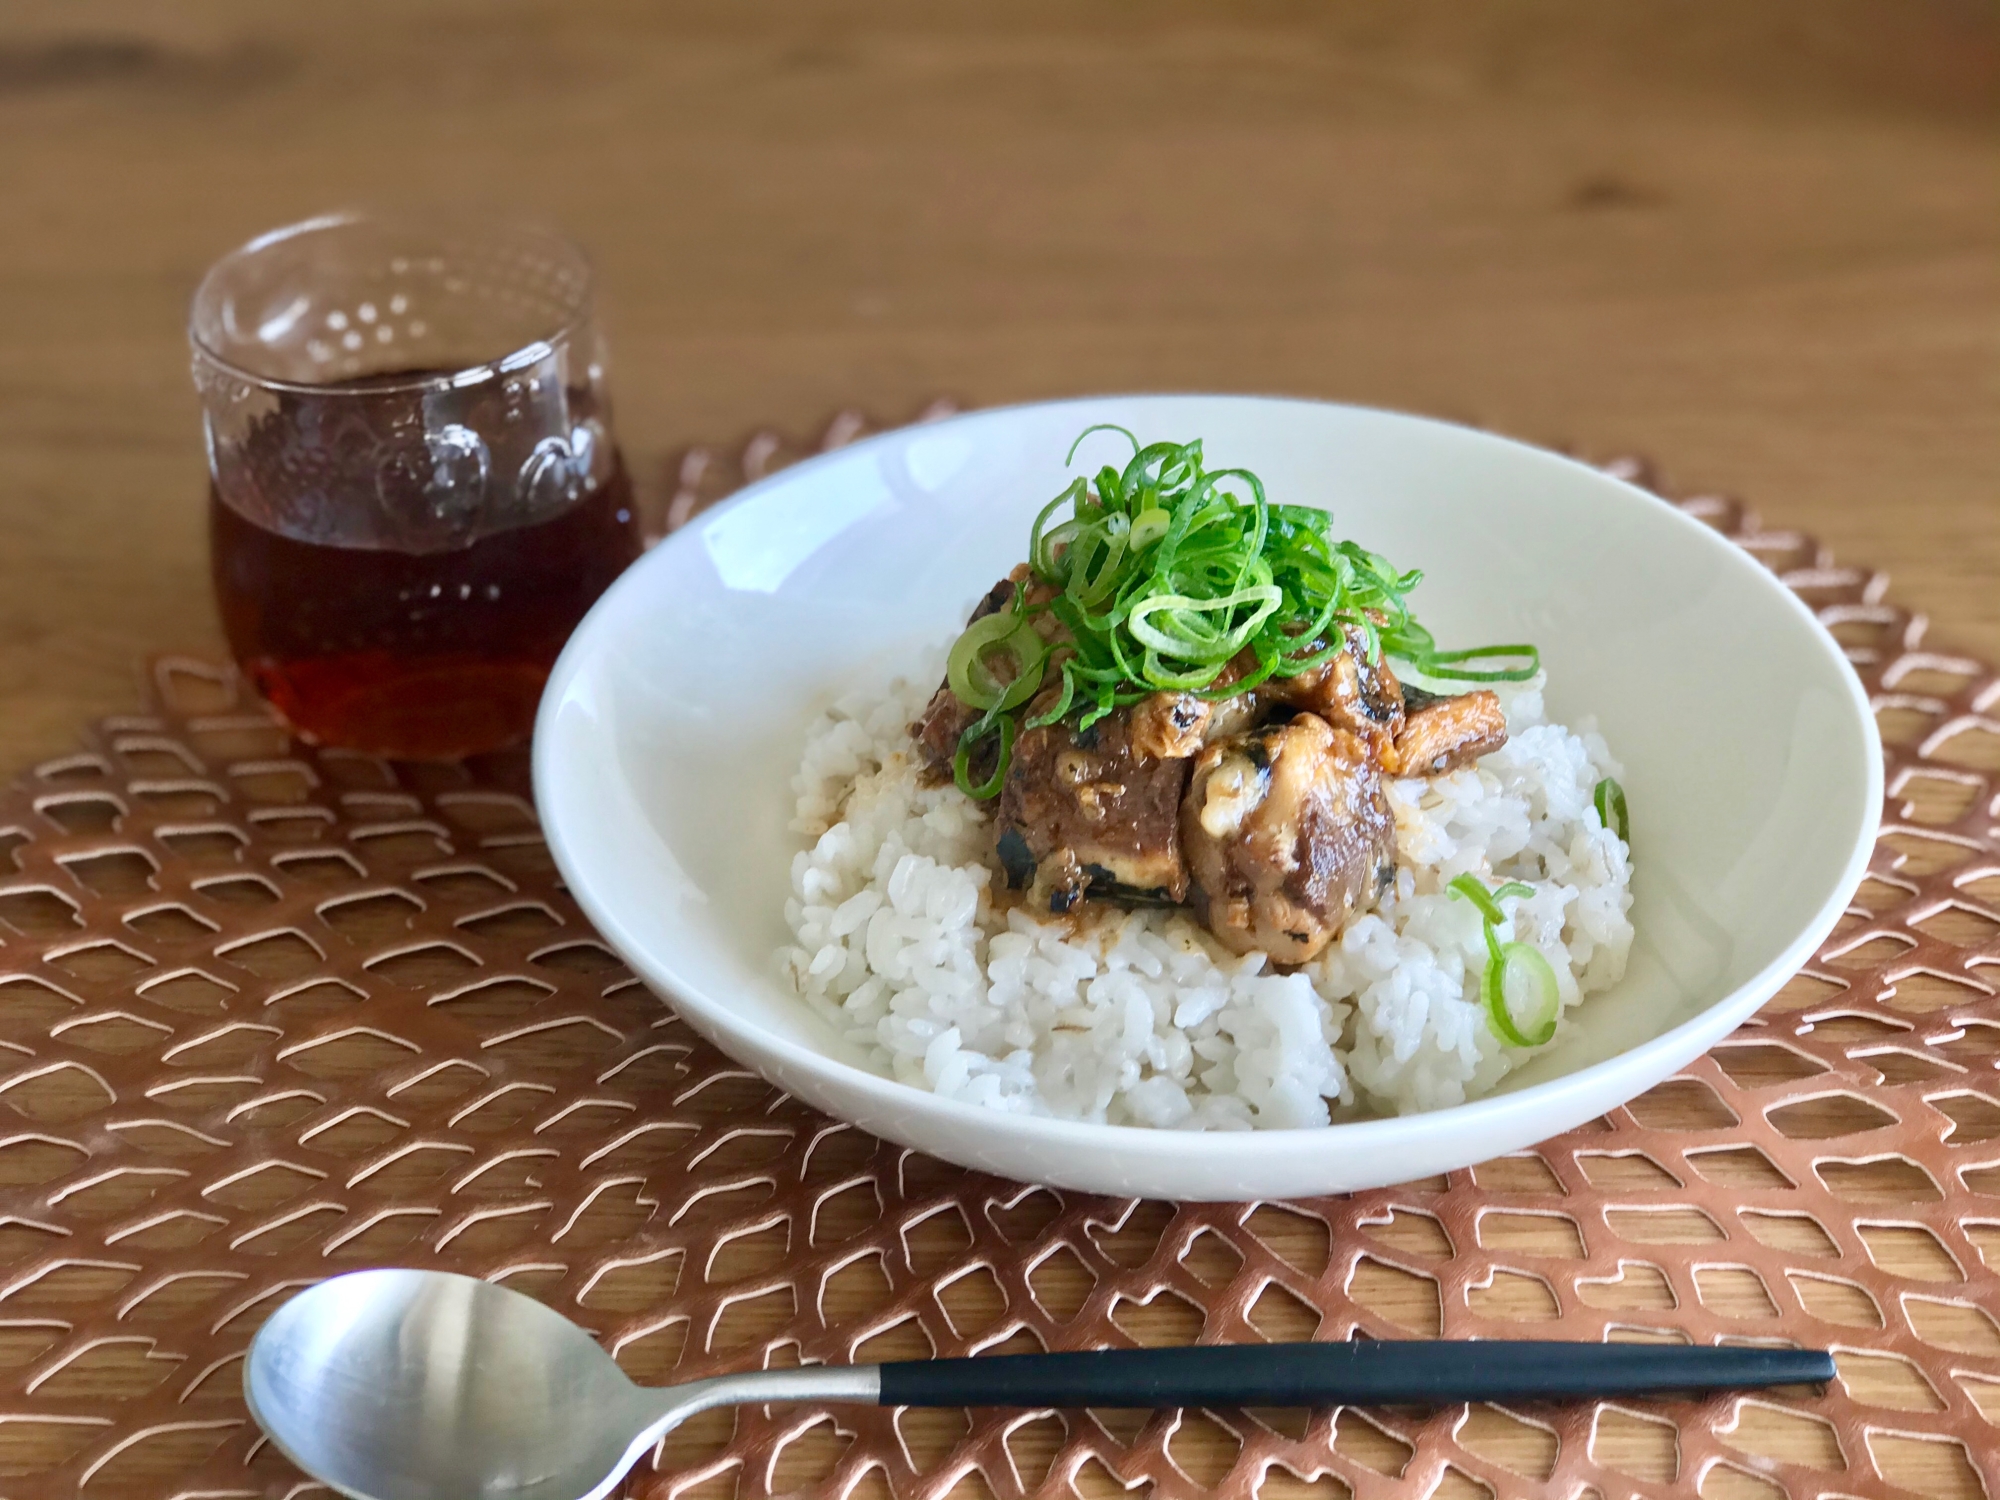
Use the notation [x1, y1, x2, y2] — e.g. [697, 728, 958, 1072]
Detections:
[189, 210, 643, 759]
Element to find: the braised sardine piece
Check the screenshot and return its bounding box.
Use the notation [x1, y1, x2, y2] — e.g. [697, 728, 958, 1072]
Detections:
[1127, 692, 1212, 760]
[996, 712, 1190, 913]
[1394, 685, 1509, 776]
[1180, 712, 1396, 965]
[1258, 628, 1405, 756]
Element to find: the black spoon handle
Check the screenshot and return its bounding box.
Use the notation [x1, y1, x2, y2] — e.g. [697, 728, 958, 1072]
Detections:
[877, 1341, 1834, 1408]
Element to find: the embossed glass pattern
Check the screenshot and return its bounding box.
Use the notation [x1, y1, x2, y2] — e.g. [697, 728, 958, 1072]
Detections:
[190, 210, 642, 758]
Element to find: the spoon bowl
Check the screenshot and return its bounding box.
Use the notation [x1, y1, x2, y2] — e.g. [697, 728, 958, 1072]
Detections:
[245, 1268, 874, 1500]
[246, 1268, 655, 1500]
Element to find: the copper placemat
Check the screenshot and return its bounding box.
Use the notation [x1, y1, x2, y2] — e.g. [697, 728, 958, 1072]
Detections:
[0, 412, 1994, 1500]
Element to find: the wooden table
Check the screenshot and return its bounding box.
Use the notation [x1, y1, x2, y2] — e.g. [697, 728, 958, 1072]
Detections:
[0, 2, 1994, 1494]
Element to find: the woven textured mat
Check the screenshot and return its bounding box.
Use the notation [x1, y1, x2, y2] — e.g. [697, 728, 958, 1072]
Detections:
[0, 410, 1995, 1500]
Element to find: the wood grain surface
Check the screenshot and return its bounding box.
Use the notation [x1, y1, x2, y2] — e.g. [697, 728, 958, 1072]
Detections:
[0, 2, 1995, 1493]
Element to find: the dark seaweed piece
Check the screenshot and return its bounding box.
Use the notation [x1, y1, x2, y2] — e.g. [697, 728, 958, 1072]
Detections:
[1079, 865, 1183, 908]
[996, 827, 1038, 890]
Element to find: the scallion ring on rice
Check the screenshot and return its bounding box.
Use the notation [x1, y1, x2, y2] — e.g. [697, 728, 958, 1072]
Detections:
[1449, 874, 1560, 1048]
[1594, 776, 1630, 844]
[1482, 937, 1562, 1049]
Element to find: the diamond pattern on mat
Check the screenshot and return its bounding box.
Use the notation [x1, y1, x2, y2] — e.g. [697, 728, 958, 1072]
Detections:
[0, 416, 1993, 1499]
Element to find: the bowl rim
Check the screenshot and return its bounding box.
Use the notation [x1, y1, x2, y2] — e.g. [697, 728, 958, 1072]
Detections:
[533, 393, 1884, 1161]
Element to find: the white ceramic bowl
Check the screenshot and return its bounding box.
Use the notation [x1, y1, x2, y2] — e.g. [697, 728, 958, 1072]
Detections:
[534, 396, 1880, 1200]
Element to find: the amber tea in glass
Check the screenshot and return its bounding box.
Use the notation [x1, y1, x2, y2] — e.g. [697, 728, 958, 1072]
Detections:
[190, 211, 643, 759]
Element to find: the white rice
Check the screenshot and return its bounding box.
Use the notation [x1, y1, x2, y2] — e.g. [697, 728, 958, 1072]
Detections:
[781, 653, 1633, 1128]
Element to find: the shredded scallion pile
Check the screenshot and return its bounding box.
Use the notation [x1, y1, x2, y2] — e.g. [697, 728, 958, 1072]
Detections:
[947, 427, 1540, 798]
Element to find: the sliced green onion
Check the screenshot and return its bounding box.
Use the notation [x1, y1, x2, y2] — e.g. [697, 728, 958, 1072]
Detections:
[1398, 642, 1541, 684]
[1079, 679, 1118, 732]
[1028, 480, 1085, 582]
[1593, 777, 1630, 844]
[1128, 506, 1172, 550]
[1066, 423, 1139, 467]
[1445, 873, 1507, 926]
[1064, 514, 1129, 608]
[1024, 658, 1080, 729]
[1127, 585, 1283, 661]
[953, 713, 1014, 800]
[1482, 940, 1561, 1048]
[947, 613, 1046, 714]
[1446, 873, 1532, 913]
[1449, 874, 1559, 1048]
[1273, 503, 1331, 537]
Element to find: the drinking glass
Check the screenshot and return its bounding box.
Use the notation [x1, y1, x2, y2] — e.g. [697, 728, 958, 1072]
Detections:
[189, 210, 643, 759]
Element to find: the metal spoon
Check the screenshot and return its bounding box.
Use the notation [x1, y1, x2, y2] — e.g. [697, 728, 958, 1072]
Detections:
[246, 1268, 1833, 1500]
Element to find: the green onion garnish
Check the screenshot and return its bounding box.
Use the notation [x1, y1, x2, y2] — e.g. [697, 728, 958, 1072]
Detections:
[952, 712, 1014, 801]
[1593, 777, 1629, 844]
[1482, 939, 1561, 1049]
[947, 428, 1540, 797]
[947, 611, 1047, 715]
[1447, 874, 1560, 1049]
[1446, 873, 1533, 925]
